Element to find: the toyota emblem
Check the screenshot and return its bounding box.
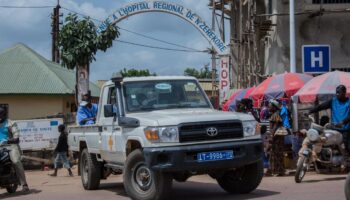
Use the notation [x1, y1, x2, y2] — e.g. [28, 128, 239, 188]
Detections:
[206, 127, 218, 137]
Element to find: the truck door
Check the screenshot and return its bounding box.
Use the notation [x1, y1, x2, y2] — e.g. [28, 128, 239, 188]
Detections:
[99, 86, 124, 163]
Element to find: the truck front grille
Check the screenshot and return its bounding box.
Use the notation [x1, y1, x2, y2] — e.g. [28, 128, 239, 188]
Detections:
[178, 120, 243, 143]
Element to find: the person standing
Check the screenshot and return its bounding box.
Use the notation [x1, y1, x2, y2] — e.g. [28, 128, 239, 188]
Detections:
[77, 94, 98, 125]
[49, 124, 73, 177]
[0, 107, 30, 192]
[266, 100, 285, 176]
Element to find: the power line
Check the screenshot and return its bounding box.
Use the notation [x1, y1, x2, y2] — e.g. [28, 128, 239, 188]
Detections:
[61, 7, 103, 22]
[117, 27, 201, 52]
[115, 39, 208, 53]
[0, 5, 55, 8]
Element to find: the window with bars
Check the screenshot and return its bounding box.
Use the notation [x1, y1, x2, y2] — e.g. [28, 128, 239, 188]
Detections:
[313, 0, 350, 3]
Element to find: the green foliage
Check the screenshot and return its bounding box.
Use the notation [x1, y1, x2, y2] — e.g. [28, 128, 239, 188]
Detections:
[184, 65, 212, 79]
[59, 13, 120, 69]
[120, 68, 157, 77]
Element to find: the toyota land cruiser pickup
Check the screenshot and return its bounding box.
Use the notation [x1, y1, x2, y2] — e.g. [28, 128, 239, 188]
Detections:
[68, 75, 263, 200]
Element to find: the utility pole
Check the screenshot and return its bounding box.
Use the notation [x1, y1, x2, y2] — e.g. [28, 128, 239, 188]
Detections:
[289, 0, 296, 73]
[211, 0, 217, 101]
[51, 0, 61, 63]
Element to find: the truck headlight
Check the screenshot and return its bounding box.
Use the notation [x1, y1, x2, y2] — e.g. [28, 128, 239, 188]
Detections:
[144, 126, 179, 143]
[242, 120, 258, 137]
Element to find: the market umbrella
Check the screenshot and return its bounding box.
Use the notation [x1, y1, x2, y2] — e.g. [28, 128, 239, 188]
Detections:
[293, 71, 350, 103]
[222, 89, 242, 111]
[250, 72, 313, 107]
[227, 87, 255, 111]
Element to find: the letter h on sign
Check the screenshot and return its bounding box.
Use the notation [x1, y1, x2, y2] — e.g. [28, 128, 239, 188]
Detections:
[302, 45, 330, 74]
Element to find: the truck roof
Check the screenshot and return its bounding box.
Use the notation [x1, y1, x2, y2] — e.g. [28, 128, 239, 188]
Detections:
[103, 76, 198, 86]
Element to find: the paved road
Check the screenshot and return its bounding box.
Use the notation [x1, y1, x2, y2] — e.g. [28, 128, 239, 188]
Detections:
[0, 168, 347, 200]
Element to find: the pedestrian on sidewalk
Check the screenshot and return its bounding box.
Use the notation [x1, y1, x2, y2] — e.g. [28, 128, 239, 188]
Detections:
[266, 99, 286, 176]
[49, 124, 73, 177]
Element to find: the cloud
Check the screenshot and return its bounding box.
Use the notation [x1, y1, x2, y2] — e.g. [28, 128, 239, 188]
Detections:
[0, 0, 222, 83]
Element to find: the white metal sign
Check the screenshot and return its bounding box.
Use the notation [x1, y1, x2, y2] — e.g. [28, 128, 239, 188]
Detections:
[302, 45, 331, 74]
[16, 118, 63, 151]
[219, 55, 230, 104]
[97, 1, 228, 54]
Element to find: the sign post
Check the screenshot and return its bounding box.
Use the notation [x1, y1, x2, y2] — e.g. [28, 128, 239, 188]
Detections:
[302, 45, 331, 74]
[219, 55, 230, 104]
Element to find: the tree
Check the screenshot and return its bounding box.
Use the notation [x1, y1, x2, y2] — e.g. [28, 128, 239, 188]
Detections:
[59, 13, 119, 103]
[184, 64, 212, 79]
[120, 68, 157, 77]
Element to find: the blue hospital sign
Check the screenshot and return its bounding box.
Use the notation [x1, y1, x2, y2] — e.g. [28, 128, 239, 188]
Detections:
[302, 45, 331, 74]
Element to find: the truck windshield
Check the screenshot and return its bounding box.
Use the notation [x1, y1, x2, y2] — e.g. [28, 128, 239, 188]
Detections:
[124, 80, 211, 112]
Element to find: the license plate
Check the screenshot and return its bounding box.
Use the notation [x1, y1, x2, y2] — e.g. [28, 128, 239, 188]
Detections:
[197, 150, 234, 162]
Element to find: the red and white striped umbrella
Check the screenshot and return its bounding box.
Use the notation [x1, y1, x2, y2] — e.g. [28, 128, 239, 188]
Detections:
[294, 71, 350, 103]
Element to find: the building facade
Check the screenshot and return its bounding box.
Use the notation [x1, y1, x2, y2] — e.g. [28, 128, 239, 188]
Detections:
[264, 0, 350, 74]
[0, 44, 100, 120]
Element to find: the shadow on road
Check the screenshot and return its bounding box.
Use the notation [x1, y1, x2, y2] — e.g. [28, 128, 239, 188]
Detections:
[99, 181, 280, 200]
[169, 181, 280, 200]
[99, 182, 128, 197]
[303, 176, 346, 183]
[0, 189, 42, 200]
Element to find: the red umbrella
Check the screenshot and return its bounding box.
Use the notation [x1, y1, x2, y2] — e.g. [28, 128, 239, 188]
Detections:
[294, 71, 350, 103]
[250, 72, 313, 107]
[227, 87, 255, 111]
[222, 89, 242, 111]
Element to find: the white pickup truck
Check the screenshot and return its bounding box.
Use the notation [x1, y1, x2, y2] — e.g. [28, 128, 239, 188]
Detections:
[68, 75, 263, 200]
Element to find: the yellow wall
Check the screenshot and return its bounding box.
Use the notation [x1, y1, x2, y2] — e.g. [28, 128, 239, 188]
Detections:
[0, 95, 76, 120]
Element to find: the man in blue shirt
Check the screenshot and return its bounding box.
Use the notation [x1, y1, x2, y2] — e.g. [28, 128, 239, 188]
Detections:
[76, 94, 98, 125]
[310, 85, 350, 154]
[0, 107, 29, 192]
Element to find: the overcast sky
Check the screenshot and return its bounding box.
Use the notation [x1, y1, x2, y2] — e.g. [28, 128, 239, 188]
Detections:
[0, 0, 229, 82]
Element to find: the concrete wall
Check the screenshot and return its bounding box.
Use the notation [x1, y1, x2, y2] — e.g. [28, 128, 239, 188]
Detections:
[264, 0, 350, 74]
[0, 95, 76, 120]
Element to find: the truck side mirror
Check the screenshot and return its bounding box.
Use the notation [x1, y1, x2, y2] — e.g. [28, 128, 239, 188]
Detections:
[118, 117, 140, 128]
[104, 104, 115, 118]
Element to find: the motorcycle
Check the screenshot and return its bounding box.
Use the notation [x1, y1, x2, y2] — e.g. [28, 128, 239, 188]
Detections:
[346, 173, 350, 200]
[0, 141, 20, 193]
[295, 117, 347, 183]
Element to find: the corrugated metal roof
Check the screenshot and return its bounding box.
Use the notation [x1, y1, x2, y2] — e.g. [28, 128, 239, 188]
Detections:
[0, 43, 100, 97]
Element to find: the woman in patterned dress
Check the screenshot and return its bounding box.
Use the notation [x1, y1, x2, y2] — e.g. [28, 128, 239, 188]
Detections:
[266, 100, 285, 176]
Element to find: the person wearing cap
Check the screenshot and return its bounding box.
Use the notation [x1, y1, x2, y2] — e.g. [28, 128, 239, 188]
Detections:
[76, 94, 98, 125]
[266, 99, 285, 176]
[309, 85, 350, 155]
[0, 107, 30, 192]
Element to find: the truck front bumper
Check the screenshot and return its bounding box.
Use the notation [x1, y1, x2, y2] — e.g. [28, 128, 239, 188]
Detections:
[143, 139, 262, 172]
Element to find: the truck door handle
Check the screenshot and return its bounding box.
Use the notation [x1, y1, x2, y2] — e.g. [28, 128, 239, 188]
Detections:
[113, 127, 120, 131]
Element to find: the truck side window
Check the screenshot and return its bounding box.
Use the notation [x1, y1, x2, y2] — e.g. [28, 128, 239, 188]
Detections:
[108, 87, 117, 105]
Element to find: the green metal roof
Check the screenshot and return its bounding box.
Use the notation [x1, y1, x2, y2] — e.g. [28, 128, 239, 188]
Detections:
[0, 43, 100, 97]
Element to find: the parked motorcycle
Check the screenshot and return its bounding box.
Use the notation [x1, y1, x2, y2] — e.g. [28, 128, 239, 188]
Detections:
[295, 117, 346, 183]
[0, 142, 20, 193]
[346, 173, 350, 200]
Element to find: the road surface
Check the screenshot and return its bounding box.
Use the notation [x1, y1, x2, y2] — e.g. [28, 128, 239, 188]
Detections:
[0, 169, 347, 200]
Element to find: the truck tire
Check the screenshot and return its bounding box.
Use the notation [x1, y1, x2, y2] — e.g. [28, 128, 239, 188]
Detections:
[345, 173, 350, 200]
[123, 149, 172, 200]
[80, 148, 102, 190]
[216, 160, 263, 194]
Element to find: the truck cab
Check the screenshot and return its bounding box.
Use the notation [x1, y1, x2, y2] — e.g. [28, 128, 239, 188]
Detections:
[68, 75, 263, 200]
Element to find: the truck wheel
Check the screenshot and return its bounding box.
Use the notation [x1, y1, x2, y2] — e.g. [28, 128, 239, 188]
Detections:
[216, 160, 263, 194]
[123, 149, 172, 200]
[80, 148, 102, 190]
[345, 173, 350, 200]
